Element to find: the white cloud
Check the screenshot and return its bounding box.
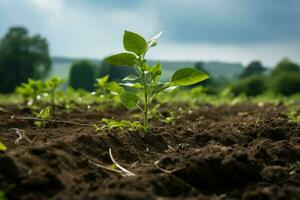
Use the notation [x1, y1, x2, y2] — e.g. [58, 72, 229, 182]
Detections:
[0, 0, 299, 67]
[148, 41, 300, 66]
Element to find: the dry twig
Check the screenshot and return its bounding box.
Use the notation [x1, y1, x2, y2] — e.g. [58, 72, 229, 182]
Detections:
[109, 148, 136, 176]
[88, 149, 136, 177]
[88, 160, 124, 175]
[154, 160, 184, 174]
[9, 128, 32, 144]
[11, 116, 91, 126]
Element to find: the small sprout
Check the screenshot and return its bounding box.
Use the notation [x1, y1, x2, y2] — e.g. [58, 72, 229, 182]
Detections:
[16, 77, 63, 109]
[33, 106, 52, 127]
[111, 163, 117, 170]
[0, 191, 6, 200]
[95, 75, 120, 104]
[0, 142, 7, 151]
[93, 124, 102, 132]
[101, 118, 143, 131]
[16, 79, 44, 106]
[287, 111, 300, 123]
[44, 76, 64, 110]
[103, 30, 209, 132]
[161, 111, 177, 124]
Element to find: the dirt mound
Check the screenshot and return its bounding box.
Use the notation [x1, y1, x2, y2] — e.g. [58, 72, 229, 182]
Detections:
[0, 104, 299, 199]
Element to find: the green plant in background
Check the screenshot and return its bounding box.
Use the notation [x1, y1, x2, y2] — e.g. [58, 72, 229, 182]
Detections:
[0, 142, 7, 151]
[44, 76, 63, 110]
[160, 111, 177, 124]
[0, 191, 6, 200]
[16, 77, 63, 108]
[16, 79, 44, 106]
[33, 106, 51, 127]
[271, 72, 300, 96]
[104, 30, 209, 132]
[287, 110, 300, 123]
[95, 75, 119, 104]
[148, 104, 178, 125]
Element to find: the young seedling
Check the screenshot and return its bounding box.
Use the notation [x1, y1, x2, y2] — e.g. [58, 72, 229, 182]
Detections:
[16, 77, 63, 109]
[100, 118, 143, 131]
[44, 76, 64, 110]
[0, 142, 7, 151]
[95, 75, 119, 104]
[33, 106, 51, 127]
[104, 30, 209, 132]
[287, 111, 300, 123]
[16, 79, 44, 106]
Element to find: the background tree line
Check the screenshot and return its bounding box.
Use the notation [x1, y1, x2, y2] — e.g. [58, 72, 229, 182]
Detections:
[0, 27, 51, 93]
[1, 26, 300, 96]
[230, 58, 300, 96]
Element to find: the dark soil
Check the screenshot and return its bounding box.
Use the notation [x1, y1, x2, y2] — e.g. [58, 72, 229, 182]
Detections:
[0, 103, 299, 200]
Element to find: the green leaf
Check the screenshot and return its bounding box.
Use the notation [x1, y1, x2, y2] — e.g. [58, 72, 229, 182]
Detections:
[148, 31, 163, 47]
[0, 142, 7, 151]
[44, 77, 63, 92]
[120, 82, 144, 89]
[171, 68, 209, 86]
[104, 53, 136, 67]
[122, 75, 138, 82]
[120, 91, 139, 110]
[106, 81, 124, 93]
[141, 63, 150, 71]
[153, 82, 170, 95]
[164, 86, 178, 92]
[149, 63, 162, 80]
[97, 75, 109, 87]
[123, 31, 147, 55]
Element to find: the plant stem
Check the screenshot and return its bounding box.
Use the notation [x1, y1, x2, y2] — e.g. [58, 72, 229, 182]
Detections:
[142, 69, 149, 132]
[51, 89, 55, 111]
[139, 55, 149, 132]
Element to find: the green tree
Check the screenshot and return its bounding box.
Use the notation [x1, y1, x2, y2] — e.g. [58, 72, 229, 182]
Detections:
[272, 72, 300, 95]
[240, 61, 265, 78]
[271, 58, 300, 77]
[69, 60, 97, 91]
[0, 27, 51, 93]
[231, 75, 267, 96]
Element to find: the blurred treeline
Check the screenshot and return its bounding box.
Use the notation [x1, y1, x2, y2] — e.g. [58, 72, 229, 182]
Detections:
[1, 26, 300, 97]
[197, 59, 300, 96]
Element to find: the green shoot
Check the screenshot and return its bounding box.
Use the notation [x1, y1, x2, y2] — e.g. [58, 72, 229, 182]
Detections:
[287, 111, 300, 123]
[99, 118, 143, 131]
[104, 30, 209, 132]
[16, 77, 63, 109]
[33, 106, 51, 127]
[16, 79, 44, 106]
[161, 111, 177, 124]
[0, 142, 7, 151]
[0, 191, 6, 200]
[95, 75, 119, 104]
[44, 76, 64, 110]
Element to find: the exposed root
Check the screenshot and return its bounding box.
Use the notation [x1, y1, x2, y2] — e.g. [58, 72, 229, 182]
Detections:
[88, 149, 136, 177]
[109, 148, 136, 176]
[11, 116, 91, 126]
[9, 128, 32, 145]
[154, 160, 184, 174]
[88, 160, 125, 175]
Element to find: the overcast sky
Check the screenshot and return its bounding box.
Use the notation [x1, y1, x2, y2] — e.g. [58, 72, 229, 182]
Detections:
[1, 0, 300, 66]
